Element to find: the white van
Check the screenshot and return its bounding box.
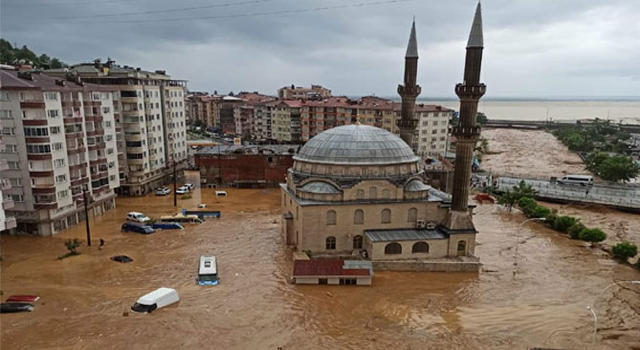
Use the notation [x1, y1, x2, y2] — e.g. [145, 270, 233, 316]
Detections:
[126, 212, 151, 223]
[215, 191, 227, 197]
[557, 175, 594, 186]
[197, 255, 219, 285]
[131, 287, 179, 313]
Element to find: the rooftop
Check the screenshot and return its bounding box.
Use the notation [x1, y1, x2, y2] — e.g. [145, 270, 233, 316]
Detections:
[293, 259, 372, 277]
[196, 144, 299, 156]
[364, 228, 448, 242]
[0, 69, 111, 91]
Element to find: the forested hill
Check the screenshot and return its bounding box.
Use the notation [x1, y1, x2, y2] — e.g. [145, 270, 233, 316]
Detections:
[0, 38, 66, 69]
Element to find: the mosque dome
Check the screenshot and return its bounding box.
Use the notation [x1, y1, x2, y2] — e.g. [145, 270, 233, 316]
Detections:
[294, 124, 418, 165]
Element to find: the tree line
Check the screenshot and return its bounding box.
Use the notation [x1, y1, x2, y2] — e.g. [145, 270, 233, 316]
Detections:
[0, 38, 66, 69]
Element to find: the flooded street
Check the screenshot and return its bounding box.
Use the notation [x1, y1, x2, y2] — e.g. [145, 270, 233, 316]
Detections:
[2, 172, 639, 349]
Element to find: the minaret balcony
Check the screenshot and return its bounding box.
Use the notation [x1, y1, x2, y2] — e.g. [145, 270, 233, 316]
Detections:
[397, 119, 418, 129]
[397, 85, 422, 97]
[452, 125, 481, 138]
[455, 83, 486, 99]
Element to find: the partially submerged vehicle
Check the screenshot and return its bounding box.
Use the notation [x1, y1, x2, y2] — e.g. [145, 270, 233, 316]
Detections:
[126, 212, 151, 223]
[121, 222, 155, 235]
[151, 222, 185, 230]
[5, 295, 39, 303]
[1, 303, 34, 313]
[110, 255, 134, 263]
[160, 214, 203, 224]
[215, 191, 227, 197]
[131, 288, 180, 314]
[176, 186, 189, 195]
[197, 255, 219, 286]
[155, 187, 171, 196]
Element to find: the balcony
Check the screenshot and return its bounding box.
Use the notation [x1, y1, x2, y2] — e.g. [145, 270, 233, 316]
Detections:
[20, 100, 46, 109]
[22, 119, 49, 126]
[3, 197, 15, 210]
[0, 159, 8, 171]
[4, 216, 17, 230]
[1, 178, 11, 190]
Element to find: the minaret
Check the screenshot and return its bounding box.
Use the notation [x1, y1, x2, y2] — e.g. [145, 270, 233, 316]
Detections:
[451, 2, 486, 214]
[397, 19, 421, 150]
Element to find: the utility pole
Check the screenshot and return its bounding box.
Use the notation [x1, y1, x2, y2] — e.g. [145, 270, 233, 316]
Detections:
[217, 143, 222, 185]
[173, 156, 177, 207]
[82, 185, 91, 246]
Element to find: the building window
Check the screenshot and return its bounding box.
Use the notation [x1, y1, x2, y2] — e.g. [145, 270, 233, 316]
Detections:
[384, 243, 402, 255]
[54, 159, 65, 167]
[47, 109, 60, 118]
[353, 235, 363, 249]
[381, 189, 390, 199]
[0, 110, 12, 119]
[369, 186, 377, 199]
[354, 209, 364, 225]
[457, 241, 467, 256]
[408, 207, 417, 222]
[325, 236, 336, 250]
[412, 242, 429, 253]
[55, 174, 67, 184]
[381, 209, 391, 224]
[326, 210, 337, 225]
[44, 92, 58, 100]
[356, 189, 364, 200]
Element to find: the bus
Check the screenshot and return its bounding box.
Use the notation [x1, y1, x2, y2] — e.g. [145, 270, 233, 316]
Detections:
[197, 256, 219, 286]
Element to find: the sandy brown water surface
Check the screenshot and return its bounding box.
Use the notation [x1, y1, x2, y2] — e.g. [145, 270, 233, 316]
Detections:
[1, 172, 639, 349]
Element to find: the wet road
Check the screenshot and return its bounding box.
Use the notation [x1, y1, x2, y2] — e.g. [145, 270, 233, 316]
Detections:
[1, 172, 639, 349]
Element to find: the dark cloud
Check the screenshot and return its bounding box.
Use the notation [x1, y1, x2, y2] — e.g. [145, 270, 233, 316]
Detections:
[1, 0, 638, 97]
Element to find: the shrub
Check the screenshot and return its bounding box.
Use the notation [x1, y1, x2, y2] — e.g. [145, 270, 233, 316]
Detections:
[518, 197, 537, 213]
[58, 238, 82, 260]
[553, 216, 578, 233]
[579, 228, 607, 245]
[611, 242, 638, 261]
[544, 211, 558, 228]
[530, 205, 552, 219]
[568, 223, 585, 239]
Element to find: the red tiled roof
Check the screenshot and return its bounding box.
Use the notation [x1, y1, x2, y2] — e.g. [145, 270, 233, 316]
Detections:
[293, 259, 371, 277]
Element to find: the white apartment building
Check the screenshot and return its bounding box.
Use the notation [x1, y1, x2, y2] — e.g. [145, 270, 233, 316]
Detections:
[0, 69, 118, 235]
[45, 60, 188, 196]
[0, 96, 17, 232]
[414, 105, 454, 156]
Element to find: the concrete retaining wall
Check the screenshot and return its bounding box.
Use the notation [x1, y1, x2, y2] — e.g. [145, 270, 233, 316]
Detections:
[373, 260, 481, 272]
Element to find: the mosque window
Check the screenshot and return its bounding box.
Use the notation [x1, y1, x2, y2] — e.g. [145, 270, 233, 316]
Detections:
[354, 209, 364, 225]
[384, 243, 402, 255]
[381, 189, 390, 199]
[457, 241, 467, 256]
[370, 187, 377, 199]
[353, 235, 363, 249]
[326, 236, 336, 250]
[412, 242, 429, 253]
[407, 208, 417, 222]
[326, 210, 337, 225]
[381, 209, 391, 224]
[356, 189, 364, 200]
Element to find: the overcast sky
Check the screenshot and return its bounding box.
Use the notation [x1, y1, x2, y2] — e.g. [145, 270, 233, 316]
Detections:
[1, 0, 639, 98]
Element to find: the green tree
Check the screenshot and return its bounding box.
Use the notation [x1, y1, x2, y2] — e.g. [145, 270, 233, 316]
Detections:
[611, 242, 638, 261]
[579, 228, 607, 246]
[530, 205, 551, 219]
[476, 112, 488, 126]
[517, 197, 537, 216]
[568, 222, 585, 239]
[596, 155, 639, 182]
[553, 216, 578, 233]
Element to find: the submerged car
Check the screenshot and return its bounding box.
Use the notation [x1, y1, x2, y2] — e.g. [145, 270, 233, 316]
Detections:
[131, 287, 180, 314]
[183, 183, 194, 190]
[121, 222, 155, 235]
[155, 187, 171, 196]
[1, 303, 34, 313]
[110, 255, 134, 263]
[5, 295, 39, 303]
[176, 186, 189, 194]
[126, 212, 151, 223]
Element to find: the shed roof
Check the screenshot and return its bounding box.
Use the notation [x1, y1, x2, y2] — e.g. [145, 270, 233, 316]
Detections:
[293, 259, 372, 277]
[365, 229, 447, 242]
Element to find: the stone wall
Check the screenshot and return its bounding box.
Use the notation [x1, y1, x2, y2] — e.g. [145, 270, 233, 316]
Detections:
[373, 260, 481, 272]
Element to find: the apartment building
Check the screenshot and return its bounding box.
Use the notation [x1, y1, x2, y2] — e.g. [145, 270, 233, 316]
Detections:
[278, 84, 331, 100]
[300, 97, 356, 142]
[272, 100, 302, 143]
[45, 60, 188, 196]
[234, 92, 275, 140]
[185, 92, 218, 127]
[0, 98, 17, 232]
[0, 69, 119, 236]
[355, 96, 398, 133]
[414, 105, 454, 156]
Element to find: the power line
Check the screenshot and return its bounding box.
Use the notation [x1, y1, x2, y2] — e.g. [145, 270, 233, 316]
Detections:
[2, 0, 151, 8]
[11, 0, 283, 20]
[5, 0, 418, 24]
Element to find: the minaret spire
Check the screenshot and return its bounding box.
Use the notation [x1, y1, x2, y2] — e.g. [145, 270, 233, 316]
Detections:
[397, 19, 421, 151]
[445, 1, 486, 233]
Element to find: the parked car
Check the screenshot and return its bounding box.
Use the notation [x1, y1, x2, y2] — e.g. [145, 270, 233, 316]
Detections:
[184, 183, 195, 190]
[155, 187, 171, 196]
[126, 212, 151, 223]
[152, 222, 185, 230]
[131, 287, 180, 314]
[121, 222, 155, 235]
[557, 175, 594, 186]
[1, 303, 34, 313]
[176, 186, 189, 194]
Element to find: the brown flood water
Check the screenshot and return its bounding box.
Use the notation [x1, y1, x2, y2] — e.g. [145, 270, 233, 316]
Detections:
[2, 172, 639, 350]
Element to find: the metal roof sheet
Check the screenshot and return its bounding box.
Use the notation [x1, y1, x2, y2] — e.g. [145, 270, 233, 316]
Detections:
[405, 20, 419, 58]
[405, 179, 431, 192]
[299, 181, 341, 194]
[364, 229, 447, 242]
[293, 259, 372, 277]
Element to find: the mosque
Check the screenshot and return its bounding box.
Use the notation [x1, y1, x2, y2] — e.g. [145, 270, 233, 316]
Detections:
[282, 3, 485, 272]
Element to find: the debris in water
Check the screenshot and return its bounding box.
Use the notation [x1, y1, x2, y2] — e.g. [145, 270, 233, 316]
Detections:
[123, 311, 129, 317]
[326, 292, 333, 297]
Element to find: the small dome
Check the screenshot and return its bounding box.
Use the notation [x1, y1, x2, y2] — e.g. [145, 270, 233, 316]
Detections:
[405, 179, 431, 192]
[294, 125, 418, 165]
[299, 181, 341, 194]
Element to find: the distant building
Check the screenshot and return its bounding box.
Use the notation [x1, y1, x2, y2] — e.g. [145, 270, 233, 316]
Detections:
[45, 60, 189, 196]
[301, 97, 356, 142]
[0, 69, 119, 235]
[271, 100, 303, 143]
[195, 144, 296, 188]
[278, 84, 331, 100]
[185, 92, 218, 127]
[0, 99, 17, 232]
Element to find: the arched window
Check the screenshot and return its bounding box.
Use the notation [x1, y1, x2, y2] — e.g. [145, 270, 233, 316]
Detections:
[356, 189, 364, 200]
[412, 242, 429, 253]
[457, 241, 466, 256]
[326, 210, 337, 225]
[326, 236, 336, 250]
[370, 186, 377, 199]
[353, 235, 363, 249]
[381, 208, 391, 224]
[384, 242, 402, 255]
[407, 207, 417, 222]
[354, 209, 364, 225]
[381, 189, 390, 199]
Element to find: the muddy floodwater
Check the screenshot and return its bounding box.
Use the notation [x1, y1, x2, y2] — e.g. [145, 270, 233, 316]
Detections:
[2, 172, 639, 349]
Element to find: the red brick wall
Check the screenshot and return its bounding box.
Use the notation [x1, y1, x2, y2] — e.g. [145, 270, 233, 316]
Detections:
[195, 153, 293, 186]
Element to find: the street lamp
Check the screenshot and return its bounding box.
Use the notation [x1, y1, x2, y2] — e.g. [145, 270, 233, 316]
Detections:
[585, 281, 640, 347]
[513, 217, 546, 278]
